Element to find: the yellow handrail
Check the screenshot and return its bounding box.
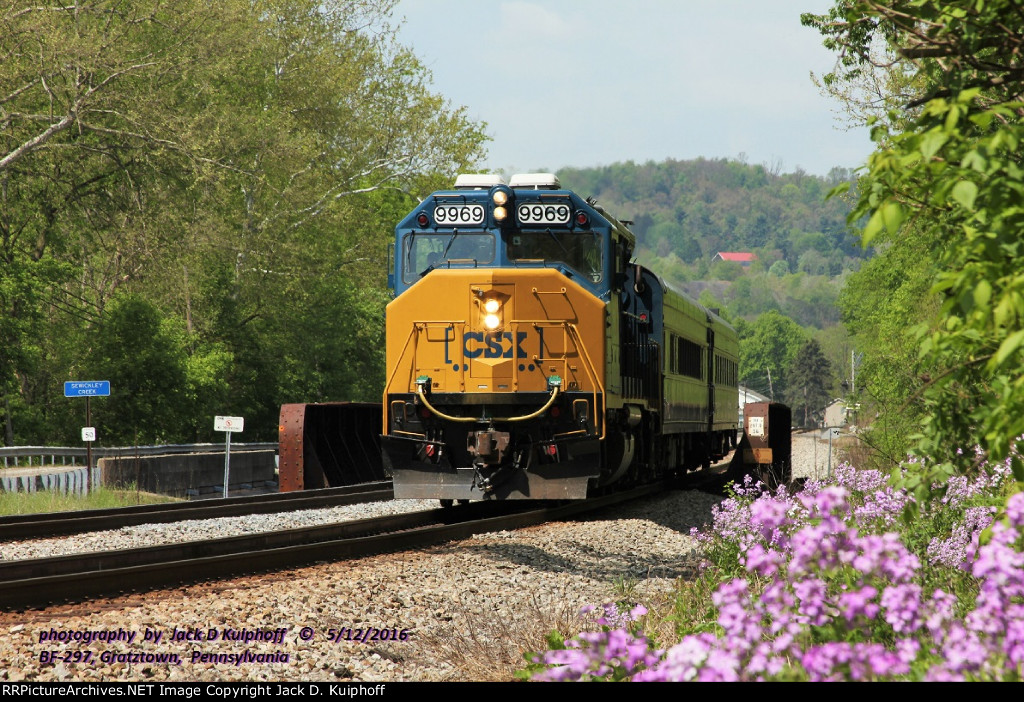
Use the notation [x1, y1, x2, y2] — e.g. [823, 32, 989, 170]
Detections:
[416, 384, 561, 423]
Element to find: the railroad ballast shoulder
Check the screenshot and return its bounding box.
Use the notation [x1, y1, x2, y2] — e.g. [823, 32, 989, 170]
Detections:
[381, 173, 738, 500]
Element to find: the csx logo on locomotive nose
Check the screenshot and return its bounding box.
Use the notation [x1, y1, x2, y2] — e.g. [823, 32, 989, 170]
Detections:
[462, 331, 529, 359]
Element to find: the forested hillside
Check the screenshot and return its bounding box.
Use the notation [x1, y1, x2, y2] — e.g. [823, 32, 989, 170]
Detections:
[561, 159, 858, 273]
[559, 159, 859, 407]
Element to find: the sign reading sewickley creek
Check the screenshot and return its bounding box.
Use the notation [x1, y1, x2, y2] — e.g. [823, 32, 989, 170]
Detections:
[64, 381, 111, 397]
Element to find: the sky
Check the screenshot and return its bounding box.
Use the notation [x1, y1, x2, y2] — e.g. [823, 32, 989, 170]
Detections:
[394, 0, 874, 178]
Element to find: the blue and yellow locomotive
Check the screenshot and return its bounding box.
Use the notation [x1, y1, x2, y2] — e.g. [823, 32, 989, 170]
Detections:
[381, 173, 738, 501]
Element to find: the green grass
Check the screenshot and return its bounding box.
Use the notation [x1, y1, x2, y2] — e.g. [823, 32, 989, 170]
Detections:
[0, 486, 180, 516]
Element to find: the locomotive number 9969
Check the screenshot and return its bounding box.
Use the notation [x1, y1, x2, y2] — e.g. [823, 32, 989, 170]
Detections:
[434, 204, 485, 225]
[517, 203, 571, 225]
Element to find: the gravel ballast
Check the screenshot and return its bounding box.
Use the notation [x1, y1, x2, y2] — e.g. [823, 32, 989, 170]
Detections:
[0, 433, 835, 682]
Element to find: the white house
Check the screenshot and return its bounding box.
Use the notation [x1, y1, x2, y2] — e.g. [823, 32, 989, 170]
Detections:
[823, 399, 850, 427]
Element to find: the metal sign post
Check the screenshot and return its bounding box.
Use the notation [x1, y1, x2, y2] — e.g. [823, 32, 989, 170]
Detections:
[64, 381, 111, 493]
[821, 427, 841, 478]
[214, 416, 244, 498]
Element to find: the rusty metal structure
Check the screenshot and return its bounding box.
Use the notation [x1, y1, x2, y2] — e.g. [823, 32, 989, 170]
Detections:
[738, 401, 792, 488]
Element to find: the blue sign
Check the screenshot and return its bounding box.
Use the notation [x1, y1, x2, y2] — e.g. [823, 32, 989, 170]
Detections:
[64, 381, 111, 397]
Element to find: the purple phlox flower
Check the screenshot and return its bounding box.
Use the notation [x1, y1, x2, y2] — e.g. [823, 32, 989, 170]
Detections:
[880, 583, 922, 635]
[708, 497, 751, 542]
[636, 634, 711, 682]
[592, 601, 648, 628]
[924, 667, 966, 682]
[801, 641, 915, 682]
[931, 622, 988, 676]
[745, 643, 788, 679]
[1000, 617, 1024, 669]
[967, 584, 1018, 638]
[712, 578, 762, 645]
[534, 646, 605, 682]
[969, 522, 1024, 587]
[833, 462, 887, 493]
[941, 475, 972, 507]
[793, 577, 832, 627]
[800, 642, 853, 682]
[837, 585, 880, 623]
[748, 496, 794, 543]
[1006, 491, 1024, 529]
[760, 580, 799, 639]
[787, 520, 850, 575]
[851, 532, 919, 582]
[732, 472, 767, 498]
[853, 487, 911, 527]
[799, 485, 850, 518]
[697, 647, 743, 682]
[579, 628, 659, 672]
[928, 505, 997, 570]
[924, 589, 957, 641]
[533, 627, 659, 681]
[742, 543, 785, 577]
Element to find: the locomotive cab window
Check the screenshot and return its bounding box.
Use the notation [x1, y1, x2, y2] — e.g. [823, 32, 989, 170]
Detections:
[403, 232, 495, 283]
[506, 231, 603, 282]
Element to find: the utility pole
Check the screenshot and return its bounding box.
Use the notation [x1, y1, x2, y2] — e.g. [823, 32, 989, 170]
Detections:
[766, 367, 774, 401]
[850, 350, 863, 395]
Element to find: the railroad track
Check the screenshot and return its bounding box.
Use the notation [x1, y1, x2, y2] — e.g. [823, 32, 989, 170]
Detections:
[0, 482, 393, 541]
[0, 482, 668, 610]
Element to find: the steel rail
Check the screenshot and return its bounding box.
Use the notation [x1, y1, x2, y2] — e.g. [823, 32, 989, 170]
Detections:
[0, 483, 667, 610]
[0, 483, 393, 541]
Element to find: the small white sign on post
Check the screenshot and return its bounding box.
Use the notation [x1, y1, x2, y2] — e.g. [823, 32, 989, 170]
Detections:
[81, 427, 96, 442]
[214, 416, 244, 433]
[214, 416, 244, 498]
[748, 416, 765, 438]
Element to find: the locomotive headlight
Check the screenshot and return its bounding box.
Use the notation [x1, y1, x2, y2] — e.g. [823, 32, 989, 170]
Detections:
[475, 291, 505, 330]
[491, 186, 512, 223]
[481, 297, 502, 330]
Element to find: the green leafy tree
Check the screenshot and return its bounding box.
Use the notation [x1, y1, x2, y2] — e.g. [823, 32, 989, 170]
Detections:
[806, 0, 1024, 493]
[739, 311, 807, 401]
[0, 0, 487, 443]
[85, 295, 189, 445]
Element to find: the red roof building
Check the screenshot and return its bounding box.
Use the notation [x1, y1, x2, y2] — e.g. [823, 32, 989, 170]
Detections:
[712, 252, 758, 265]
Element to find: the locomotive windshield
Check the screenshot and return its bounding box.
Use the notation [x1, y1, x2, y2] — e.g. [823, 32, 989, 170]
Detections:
[507, 231, 603, 282]
[403, 232, 495, 283]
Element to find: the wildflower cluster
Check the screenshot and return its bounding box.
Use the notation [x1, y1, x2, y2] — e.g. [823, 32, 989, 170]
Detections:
[528, 453, 1024, 682]
[529, 603, 659, 681]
